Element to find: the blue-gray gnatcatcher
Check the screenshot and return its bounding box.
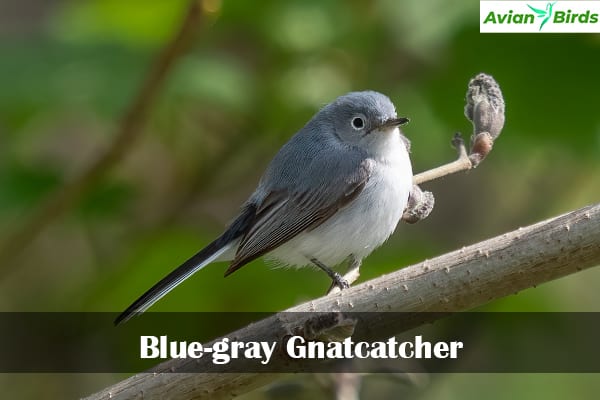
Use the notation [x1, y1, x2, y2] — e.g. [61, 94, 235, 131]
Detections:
[116, 91, 422, 325]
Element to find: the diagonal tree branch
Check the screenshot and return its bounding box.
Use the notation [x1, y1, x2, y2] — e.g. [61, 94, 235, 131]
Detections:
[85, 202, 600, 400]
[0, 1, 205, 276]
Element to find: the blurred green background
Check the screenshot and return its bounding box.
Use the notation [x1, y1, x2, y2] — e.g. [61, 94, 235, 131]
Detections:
[0, 0, 599, 398]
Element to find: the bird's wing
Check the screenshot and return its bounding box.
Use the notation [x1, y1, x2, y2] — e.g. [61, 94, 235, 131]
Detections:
[527, 5, 547, 16]
[224, 157, 374, 275]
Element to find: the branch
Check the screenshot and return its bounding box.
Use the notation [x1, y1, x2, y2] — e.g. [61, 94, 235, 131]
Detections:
[0, 1, 205, 275]
[85, 202, 600, 400]
[413, 133, 471, 185]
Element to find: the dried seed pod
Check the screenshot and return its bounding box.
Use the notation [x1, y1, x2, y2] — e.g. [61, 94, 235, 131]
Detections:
[465, 73, 505, 140]
[402, 185, 435, 224]
[464, 73, 505, 166]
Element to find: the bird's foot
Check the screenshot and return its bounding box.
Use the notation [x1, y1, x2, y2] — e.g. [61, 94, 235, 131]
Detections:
[331, 272, 350, 290]
[310, 257, 350, 292]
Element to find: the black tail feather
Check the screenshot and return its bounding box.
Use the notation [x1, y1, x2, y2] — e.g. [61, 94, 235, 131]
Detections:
[114, 203, 256, 326]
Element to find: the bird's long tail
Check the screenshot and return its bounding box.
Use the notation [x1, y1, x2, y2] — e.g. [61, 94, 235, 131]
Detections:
[114, 203, 256, 325]
[114, 238, 233, 325]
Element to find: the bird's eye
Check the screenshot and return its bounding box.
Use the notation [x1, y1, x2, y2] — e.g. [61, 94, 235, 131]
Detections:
[351, 116, 365, 130]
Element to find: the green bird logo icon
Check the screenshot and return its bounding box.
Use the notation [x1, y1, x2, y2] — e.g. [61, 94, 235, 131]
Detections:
[528, 2, 556, 31]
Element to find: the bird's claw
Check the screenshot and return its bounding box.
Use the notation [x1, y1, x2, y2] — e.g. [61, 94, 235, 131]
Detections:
[332, 273, 350, 290]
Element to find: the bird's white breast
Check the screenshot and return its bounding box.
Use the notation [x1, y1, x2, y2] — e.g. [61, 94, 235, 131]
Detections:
[269, 129, 413, 268]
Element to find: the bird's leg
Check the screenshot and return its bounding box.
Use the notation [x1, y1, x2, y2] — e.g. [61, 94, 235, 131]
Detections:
[327, 255, 362, 294]
[310, 257, 350, 291]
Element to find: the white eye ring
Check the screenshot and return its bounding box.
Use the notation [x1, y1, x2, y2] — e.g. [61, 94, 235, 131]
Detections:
[351, 116, 365, 130]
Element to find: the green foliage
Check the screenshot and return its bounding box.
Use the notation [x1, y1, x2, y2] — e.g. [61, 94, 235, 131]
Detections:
[51, 0, 189, 48]
[1, 1, 599, 398]
[0, 162, 60, 216]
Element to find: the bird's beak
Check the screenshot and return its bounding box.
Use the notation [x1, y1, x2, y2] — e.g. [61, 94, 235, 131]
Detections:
[367, 117, 409, 135]
[380, 117, 409, 129]
[371, 117, 409, 133]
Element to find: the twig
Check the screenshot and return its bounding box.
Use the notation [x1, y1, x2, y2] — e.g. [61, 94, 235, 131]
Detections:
[0, 1, 205, 275]
[413, 134, 471, 185]
[85, 202, 600, 400]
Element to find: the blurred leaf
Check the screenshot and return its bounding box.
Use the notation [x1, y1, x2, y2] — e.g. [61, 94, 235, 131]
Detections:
[50, 0, 189, 48]
[77, 180, 135, 219]
[265, 1, 338, 52]
[0, 40, 148, 129]
[167, 55, 256, 110]
[0, 162, 61, 214]
[379, 0, 478, 58]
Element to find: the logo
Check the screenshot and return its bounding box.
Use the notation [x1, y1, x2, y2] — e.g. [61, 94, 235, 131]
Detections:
[480, 1, 600, 32]
[527, 2, 555, 31]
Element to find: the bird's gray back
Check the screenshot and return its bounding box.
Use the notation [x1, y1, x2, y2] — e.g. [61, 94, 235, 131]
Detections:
[252, 115, 368, 203]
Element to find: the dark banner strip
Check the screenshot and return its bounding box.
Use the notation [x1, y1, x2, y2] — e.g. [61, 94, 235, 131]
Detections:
[0, 312, 598, 373]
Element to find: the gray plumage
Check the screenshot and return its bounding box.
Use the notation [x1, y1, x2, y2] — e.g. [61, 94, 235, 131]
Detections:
[116, 91, 413, 325]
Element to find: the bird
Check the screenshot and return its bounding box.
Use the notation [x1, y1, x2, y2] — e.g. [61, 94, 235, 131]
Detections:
[115, 91, 415, 325]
